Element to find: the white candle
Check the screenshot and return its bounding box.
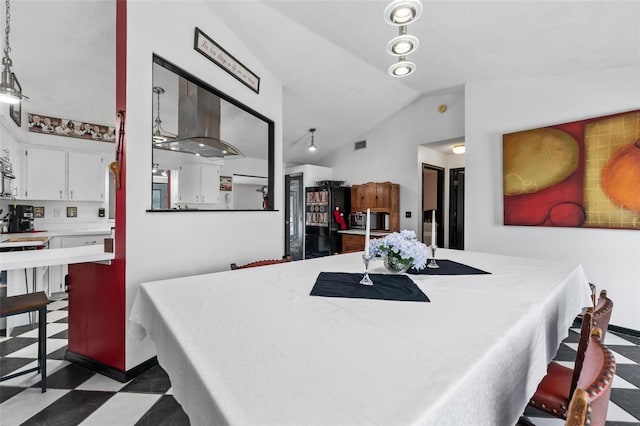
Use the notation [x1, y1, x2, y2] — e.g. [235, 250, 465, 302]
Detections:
[364, 208, 371, 257]
[431, 210, 436, 247]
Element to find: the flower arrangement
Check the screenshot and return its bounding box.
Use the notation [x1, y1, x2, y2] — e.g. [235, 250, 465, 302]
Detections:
[369, 230, 428, 271]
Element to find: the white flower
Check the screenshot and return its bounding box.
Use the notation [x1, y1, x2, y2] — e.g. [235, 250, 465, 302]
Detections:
[369, 230, 428, 270]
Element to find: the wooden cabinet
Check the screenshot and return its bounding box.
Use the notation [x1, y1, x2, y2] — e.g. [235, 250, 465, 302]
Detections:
[342, 233, 364, 253]
[350, 182, 400, 231]
[23, 148, 105, 201]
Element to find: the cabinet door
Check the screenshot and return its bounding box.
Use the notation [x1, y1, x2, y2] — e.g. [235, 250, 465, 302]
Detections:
[362, 183, 377, 208]
[375, 183, 391, 209]
[351, 185, 361, 212]
[178, 164, 201, 203]
[25, 148, 66, 200]
[200, 164, 220, 204]
[68, 152, 105, 201]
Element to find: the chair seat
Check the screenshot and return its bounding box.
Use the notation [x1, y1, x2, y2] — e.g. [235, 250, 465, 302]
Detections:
[529, 361, 572, 417]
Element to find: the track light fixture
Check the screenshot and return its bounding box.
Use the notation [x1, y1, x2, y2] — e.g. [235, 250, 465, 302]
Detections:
[385, 0, 421, 78]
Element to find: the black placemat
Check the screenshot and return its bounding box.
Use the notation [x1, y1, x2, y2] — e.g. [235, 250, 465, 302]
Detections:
[310, 272, 429, 302]
[407, 259, 490, 275]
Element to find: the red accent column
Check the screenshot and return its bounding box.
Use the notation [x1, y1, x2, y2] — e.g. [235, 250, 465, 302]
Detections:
[67, 0, 127, 372]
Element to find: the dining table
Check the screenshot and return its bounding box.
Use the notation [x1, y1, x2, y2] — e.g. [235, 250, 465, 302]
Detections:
[129, 249, 592, 426]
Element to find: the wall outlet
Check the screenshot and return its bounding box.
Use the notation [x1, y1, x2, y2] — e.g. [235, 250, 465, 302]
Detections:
[405, 211, 412, 218]
[53, 208, 61, 218]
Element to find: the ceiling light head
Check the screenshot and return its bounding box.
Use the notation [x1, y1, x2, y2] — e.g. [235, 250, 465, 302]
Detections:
[387, 33, 419, 56]
[0, 0, 27, 105]
[452, 144, 466, 155]
[308, 128, 317, 152]
[388, 57, 416, 77]
[384, 0, 423, 26]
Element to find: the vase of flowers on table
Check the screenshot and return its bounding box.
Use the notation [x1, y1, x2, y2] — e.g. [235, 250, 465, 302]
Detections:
[369, 230, 428, 273]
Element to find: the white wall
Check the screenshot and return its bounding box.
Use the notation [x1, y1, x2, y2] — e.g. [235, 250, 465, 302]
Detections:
[125, 1, 284, 368]
[321, 92, 465, 237]
[285, 164, 333, 189]
[465, 66, 640, 330]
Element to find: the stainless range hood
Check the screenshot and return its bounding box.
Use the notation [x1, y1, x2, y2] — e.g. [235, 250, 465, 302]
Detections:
[153, 79, 243, 159]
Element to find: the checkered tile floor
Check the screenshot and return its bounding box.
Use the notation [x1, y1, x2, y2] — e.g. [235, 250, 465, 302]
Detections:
[1, 299, 639, 425]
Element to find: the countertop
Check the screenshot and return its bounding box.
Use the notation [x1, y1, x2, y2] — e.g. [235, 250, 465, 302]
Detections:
[337, 229, 391, 236]
[0, 228, 112, 249]
[0, 245, 114, 271]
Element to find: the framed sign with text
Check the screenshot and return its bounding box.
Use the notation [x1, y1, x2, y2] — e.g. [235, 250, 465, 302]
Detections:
[194, 27, 260, 94]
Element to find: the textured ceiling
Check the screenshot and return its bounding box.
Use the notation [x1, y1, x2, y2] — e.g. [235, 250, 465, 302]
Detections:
[7, 1, 639, 164]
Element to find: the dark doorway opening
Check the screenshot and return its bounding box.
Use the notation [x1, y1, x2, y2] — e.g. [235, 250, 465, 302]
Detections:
[422, 164, 445, 247]
[285, 173, 304, 260]
[449, 168, 465, 250]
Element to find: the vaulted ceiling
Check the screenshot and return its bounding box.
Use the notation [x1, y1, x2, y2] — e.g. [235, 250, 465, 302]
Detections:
[8, 1, 640, 164]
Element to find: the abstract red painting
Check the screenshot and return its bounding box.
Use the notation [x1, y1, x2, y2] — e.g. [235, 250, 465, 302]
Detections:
[503, 110, 640, 229]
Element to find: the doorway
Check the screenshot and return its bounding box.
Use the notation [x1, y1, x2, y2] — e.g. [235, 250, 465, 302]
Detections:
[421, 164, 444, 247]
[285, 173, 304, 260]
[449, 168, 465, 249]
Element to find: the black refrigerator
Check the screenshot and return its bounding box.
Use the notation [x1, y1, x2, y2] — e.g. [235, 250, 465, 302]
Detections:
[305, 185, 351, 258]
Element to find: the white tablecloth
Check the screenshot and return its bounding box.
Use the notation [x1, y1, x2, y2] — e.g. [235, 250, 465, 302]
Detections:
[129, 249, 591, 426]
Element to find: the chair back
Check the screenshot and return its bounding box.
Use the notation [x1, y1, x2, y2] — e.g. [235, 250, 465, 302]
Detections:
[230, 255, 293, 270]
[565, 327, 616, 426]
[593, 290, 613, 341]
[569, 308, 593, 399]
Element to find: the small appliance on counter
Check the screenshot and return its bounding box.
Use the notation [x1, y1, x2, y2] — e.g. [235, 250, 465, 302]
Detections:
[8, 204, 34, 233]
[1, 156, 15, 198]
[349, 211, 390, 231]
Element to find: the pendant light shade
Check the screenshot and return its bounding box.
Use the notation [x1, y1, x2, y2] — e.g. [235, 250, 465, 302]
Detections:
[0, 0, 26, 104]
[308, 128, 317, 152]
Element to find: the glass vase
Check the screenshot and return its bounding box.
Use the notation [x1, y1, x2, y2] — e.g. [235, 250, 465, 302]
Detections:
[383, 254, 411, 273]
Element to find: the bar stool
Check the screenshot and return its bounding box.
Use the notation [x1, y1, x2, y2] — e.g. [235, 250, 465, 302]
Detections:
[0, 292, 49, 392]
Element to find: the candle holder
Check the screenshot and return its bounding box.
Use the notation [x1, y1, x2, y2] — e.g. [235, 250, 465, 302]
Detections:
[360, 253, 374, 285]
[427, 245, 439, 269]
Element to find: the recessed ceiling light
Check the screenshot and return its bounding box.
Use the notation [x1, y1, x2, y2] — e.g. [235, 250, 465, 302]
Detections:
[388, 58, 416, 77]
[452, 144, 466, 154]
[387, 34, 419, 56]
[384, 0, 423, 26]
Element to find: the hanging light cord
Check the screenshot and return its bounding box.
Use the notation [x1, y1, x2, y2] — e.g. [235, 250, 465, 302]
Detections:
[154, 89, 162, 129]
[3, 0, 11, 66]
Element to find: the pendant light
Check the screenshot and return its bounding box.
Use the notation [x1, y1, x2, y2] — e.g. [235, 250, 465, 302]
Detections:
[308, 128, 317, 152]
[0, 0, 27, 104]
[152, 86, 176, 143]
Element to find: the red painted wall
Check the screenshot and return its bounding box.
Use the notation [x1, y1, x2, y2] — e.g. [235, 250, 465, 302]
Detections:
[67, 0, 127, 371]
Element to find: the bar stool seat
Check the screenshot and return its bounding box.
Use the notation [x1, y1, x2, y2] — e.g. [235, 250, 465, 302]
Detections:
[0, 291, 49, 392]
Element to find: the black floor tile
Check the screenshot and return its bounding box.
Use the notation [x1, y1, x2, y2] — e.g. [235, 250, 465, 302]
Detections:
[615, 364, 640, 389]
[135, 395, 190, 426]
[47, 345, 68, 361]
[32, 363, 95, 390]
[0, 356, 34, 376]
[0, 385, 26, 403]
[603, 422, 640, 426]
[120, 364, 171, 394]
[610, 388, 640, 420]
[53, 317, 68, 324]
[20, 390, 114, 426]
[50, 329, 68, 339]
[609, 345, 640, 364]
[0, 337, 37, 357]
[551, 343, 577, 362]
[10, 323, 38, 337]
[562, 329, 580, 344]
[611, 332, 640, 346]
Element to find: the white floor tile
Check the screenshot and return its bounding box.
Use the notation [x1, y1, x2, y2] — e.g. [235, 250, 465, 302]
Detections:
[17, 322, 68, 338]
[606, 400, 640, 422]
[0, 387, 69, 426]
[46, 300, 68, 311]
[46, 310, 68, 323]
[612, 373, 638, 389]
[78, 393, 162, 426]
[611, 350, 636, 365]
[523, 416, 565, 426]
[165, 387, 173, 395]
[0, 359, 68, 387]
[603, 333, 637, 346]
[4, 338, 67, 358]
[76, 373, 128, 392]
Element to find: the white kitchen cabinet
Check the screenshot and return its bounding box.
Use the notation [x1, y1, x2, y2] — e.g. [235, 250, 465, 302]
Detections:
[68, 151, 105, 201]
[22, 147, 105, 201]
[178, 163, 220, 204]
[24, 147, 66, 200]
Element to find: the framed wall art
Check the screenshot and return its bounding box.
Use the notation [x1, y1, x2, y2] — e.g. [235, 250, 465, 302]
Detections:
[503, 109, 640, 230]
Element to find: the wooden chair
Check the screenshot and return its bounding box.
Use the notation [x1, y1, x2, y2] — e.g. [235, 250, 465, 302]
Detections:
[592, 289, 613, 341]
[564, 327, 616, 426]
[230, 255, 293, 270]
[0, 292, 49, 392]
[528, 309, 594, 418]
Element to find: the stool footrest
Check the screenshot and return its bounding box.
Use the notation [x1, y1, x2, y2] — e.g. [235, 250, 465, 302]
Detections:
[1, 292, 49, 317]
